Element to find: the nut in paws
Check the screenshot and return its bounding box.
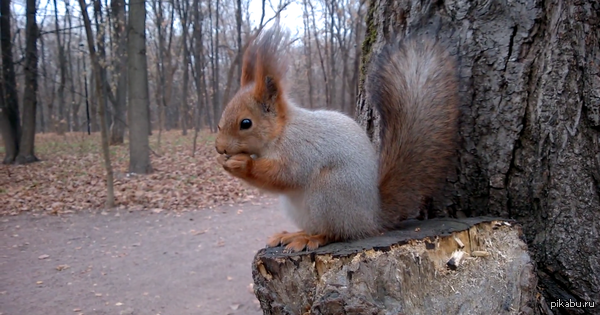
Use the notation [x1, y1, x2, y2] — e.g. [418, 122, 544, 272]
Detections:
[223, 154, 252, 174]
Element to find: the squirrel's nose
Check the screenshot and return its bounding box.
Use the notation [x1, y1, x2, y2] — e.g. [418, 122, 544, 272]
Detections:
[215, 146, 226, 155]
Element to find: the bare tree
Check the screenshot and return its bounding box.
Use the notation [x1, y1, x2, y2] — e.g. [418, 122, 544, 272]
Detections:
[128, 0, 152, 174]
[301, 0, 314, 109]
[150, 0, 177, 148]
[109, 0, 127, 145]
[4, 0, 367, 147]
[326, 0, 336, 109]
[209, 0, 220, 131]
[53, 0, 67, 134]
[191, 0, 208, 154]
[77, 0, 115, 208]
[0, 0, 22, 164]
[175, 0, 191, 136]
[308, 0, 328, 109]
[236, 0, 243, 82]
[16, 0, 40, 164]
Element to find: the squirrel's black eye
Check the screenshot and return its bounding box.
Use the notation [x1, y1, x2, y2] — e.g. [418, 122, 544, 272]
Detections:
[240, 119, 252, 130]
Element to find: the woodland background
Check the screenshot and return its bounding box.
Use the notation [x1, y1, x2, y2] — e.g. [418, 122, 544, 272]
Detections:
[1, 0, 366, 212]
[2, 0, 599, 313]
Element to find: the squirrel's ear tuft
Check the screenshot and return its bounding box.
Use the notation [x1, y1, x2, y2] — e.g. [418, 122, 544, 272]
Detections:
[240, 33, 259, 87]
[240, 54, 256, 87]
[248, 25, 289, 114]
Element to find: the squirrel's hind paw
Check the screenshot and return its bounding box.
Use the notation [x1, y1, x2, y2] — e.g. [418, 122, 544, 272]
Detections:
[267, 230, 330, 252]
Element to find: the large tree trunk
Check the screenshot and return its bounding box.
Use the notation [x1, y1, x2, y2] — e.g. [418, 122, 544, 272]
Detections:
[127, 0, 152, 174]
[0, 0, 21, 164]
[356, 0, 600, 312]
[16, 0, 39, 164]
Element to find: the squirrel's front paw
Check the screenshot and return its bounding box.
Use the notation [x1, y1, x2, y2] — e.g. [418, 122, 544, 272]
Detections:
[267, 230, 330, 252]
[223, 154, 252, 177]
[216, 154, 229, 166]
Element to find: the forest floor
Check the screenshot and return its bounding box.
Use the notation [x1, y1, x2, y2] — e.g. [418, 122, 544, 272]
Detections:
[1, 130, 258, 215]
[0, 131, 295, 315]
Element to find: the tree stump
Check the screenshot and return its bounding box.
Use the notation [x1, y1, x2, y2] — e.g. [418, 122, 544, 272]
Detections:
[252, 218, 538, 315]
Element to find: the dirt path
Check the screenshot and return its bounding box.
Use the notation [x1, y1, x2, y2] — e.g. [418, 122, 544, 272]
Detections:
[0, 197, 294, 315]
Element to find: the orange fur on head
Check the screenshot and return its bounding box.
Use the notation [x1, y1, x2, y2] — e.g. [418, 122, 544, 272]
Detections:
[215, 25, 292, 158]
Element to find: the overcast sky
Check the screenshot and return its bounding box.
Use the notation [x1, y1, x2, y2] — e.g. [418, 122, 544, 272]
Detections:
[11, 0, 306, 35]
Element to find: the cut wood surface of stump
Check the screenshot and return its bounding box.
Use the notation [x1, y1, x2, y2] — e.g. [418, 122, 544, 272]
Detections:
[252, 217, 538, 315]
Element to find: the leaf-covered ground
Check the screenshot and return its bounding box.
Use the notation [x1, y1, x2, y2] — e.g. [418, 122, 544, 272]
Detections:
[0, 130, 260, 216]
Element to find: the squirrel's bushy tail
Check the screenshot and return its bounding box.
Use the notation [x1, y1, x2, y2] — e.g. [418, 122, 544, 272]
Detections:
[368, 37, 459, 228]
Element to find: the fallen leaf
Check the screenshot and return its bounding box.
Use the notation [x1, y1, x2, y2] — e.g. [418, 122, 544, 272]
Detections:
[56, 264, 70, 271]
[229, 304, 240, 310]
[115, 302, 123, 306]
[247, 283, 254, 294]
[38, 254, 50, 260]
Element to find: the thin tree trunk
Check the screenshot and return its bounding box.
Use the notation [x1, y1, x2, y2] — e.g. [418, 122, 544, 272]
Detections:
[16, 0, 40, 164]
[175, 0, 191, 136]
[309, 0, 328, 109]
[64, 2, 74, 131]
[78, 0, 115, 208]
[69, 54, 79, 131]
[89, 71, 99, 132]
[152, 0, 165, 148]
[210, 0, 220, 131]
[191, 0, 207, 154]
[236, 0, 242, 83]
[302, 0, 314, 109]
[348, 0, 365, 117]
[109, 0, 127, 145]
[53, 0, 67, 134]
[83, 55, 91, 134]
[328, 0, 336, 109]
[0, 0, 21, 164]
[40, 31, 53, 133]
[128, 0, 152, 174]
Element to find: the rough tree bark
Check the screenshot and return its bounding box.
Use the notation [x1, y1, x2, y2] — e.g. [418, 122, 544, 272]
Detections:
[253, 218, 538, 314]
[128, 0, 152, 174]
[0, 0, 21, 164]
[16, 0, 39, 164]
[355, 0, 600, 312]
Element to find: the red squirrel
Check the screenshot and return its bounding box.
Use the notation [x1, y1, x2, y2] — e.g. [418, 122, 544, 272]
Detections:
[215, 26, 459, 252]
